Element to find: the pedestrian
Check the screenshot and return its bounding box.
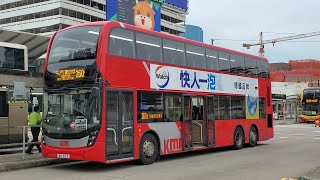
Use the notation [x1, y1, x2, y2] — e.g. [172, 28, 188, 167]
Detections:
[26, 105, 42, 154]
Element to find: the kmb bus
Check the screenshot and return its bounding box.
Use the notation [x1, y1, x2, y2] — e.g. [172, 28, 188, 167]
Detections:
[300, 88, 320, 123]
[42, 21, 273, 165]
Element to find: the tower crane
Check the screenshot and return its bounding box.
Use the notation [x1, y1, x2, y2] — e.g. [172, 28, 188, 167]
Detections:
[243, 31, 320, 57]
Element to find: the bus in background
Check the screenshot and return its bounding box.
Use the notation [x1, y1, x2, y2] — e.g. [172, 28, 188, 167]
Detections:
[0, 42, 28, 71]
[300, 88, 320, 123]
[0, 42, 29, 145]
[42, 21, 273, 165]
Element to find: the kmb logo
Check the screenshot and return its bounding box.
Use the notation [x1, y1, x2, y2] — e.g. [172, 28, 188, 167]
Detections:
[163, 138, 183, 154]
[60, 141, 70, 147]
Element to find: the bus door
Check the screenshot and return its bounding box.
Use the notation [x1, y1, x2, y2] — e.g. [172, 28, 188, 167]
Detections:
[106, 90, 134, 161]
[206, 96, 215, 147]
[183, 95, 193, 150]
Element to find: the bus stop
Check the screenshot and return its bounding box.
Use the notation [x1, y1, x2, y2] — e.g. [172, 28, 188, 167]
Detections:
[0, 28, 50, 147]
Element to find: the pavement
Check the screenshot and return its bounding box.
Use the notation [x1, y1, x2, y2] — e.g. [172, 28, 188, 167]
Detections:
[0, 150, 68, 172]
[0, 122, 319, 180]
[275, 121, 320, 180]
[0, 127, 69, 172]
[274, 118, 300, 125]
[301, 167, 320, 180]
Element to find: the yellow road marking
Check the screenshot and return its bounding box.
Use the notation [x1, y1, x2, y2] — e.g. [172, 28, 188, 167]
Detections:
[281, 178, 298, 180]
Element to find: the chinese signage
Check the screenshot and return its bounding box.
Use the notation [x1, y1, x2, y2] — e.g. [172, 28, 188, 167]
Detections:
[56, 69, 85, 81]
[141, 112, 163, 120]
[107, 0, 163, 31]
[306, 99, 319, 103]
[272, 94, 286, 100]
[150, 64, 258, 95]
[150, 64, 259, 119]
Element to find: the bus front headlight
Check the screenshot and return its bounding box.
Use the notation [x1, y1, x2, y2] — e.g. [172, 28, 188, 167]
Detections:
[87, 130, 99, 147]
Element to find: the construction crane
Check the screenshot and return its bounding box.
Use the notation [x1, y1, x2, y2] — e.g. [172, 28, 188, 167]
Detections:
[243, 31, 320, 57]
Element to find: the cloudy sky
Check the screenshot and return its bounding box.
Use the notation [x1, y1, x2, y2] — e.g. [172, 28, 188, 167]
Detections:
[186, 0, 320, 63]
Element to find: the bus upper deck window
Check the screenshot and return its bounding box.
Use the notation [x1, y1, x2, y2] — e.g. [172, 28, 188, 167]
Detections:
[218, 51, 230, 72]
[230, 54, 245, 74]
[136, 33, 162, 63]
[245, 57, 258, 77]
[163, 39, 185, 66]
[109, 28, 135, 58]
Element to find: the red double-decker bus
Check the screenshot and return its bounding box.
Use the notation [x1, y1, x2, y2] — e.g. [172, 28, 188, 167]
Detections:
[42, 21, 273, 165]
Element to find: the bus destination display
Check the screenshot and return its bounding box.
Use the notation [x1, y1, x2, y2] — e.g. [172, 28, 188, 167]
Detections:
[56, 69, 86, 81]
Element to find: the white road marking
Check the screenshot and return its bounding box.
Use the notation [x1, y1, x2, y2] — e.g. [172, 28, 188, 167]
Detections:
[295, 137, 304, 140]
[279, 137, 288, 139]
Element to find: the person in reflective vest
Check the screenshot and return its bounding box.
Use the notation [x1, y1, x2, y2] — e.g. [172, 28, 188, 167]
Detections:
[26, 105, 42, 154]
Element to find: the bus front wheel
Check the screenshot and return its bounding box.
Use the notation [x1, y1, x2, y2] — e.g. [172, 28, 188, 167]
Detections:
[234, 127, 245, 150]
[139, 134, 159, 165]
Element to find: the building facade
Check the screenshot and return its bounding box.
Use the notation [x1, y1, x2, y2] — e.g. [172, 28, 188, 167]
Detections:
[180, 24, 203, 42]
[0, 0, 187, 36]
[270, 59, 320, 87]
[160, 3, 187, 35]
[0, 0, 106, 35]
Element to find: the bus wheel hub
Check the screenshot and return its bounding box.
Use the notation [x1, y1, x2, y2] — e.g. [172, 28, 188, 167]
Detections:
[250, 131, 257, 143]
[143, 140, 155, 157]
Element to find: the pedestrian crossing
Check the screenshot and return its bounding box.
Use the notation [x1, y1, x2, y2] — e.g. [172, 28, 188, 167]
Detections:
[274, 133, 320, 141]
[274, 124, 320, 141]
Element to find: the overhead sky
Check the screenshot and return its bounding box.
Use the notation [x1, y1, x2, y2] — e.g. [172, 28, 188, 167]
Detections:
[186, 0, 320, 63]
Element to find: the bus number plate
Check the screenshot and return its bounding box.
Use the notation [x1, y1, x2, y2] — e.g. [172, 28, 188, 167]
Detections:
[57, 154, 70, 159]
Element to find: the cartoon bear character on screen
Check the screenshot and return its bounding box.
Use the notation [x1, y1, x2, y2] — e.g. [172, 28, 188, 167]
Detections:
[133, 0, 155, 30]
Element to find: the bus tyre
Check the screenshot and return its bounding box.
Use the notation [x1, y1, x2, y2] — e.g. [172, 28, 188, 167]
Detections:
[249, 127, 258, 147]
[234, 127, 245, 150]
[139, 134, 158, 165]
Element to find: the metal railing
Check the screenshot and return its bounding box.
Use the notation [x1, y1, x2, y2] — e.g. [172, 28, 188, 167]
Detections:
[193, 121, 203, 144]
[0, 125, 41, 160]
[107, 126, 133, 146]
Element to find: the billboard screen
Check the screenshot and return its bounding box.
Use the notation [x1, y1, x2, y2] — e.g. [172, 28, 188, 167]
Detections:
[165, 0, 188, 11]
[107, 0, 162, 32]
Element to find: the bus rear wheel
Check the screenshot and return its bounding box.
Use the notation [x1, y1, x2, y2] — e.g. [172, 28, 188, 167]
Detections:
[249, 126, 258, 147]
[139, 134, 158, 165]
[234, 127, 245, 150]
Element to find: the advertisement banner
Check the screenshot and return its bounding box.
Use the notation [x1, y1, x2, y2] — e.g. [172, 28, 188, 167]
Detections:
[107, 0, 162, 32]
[150, 64, 259, 119]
